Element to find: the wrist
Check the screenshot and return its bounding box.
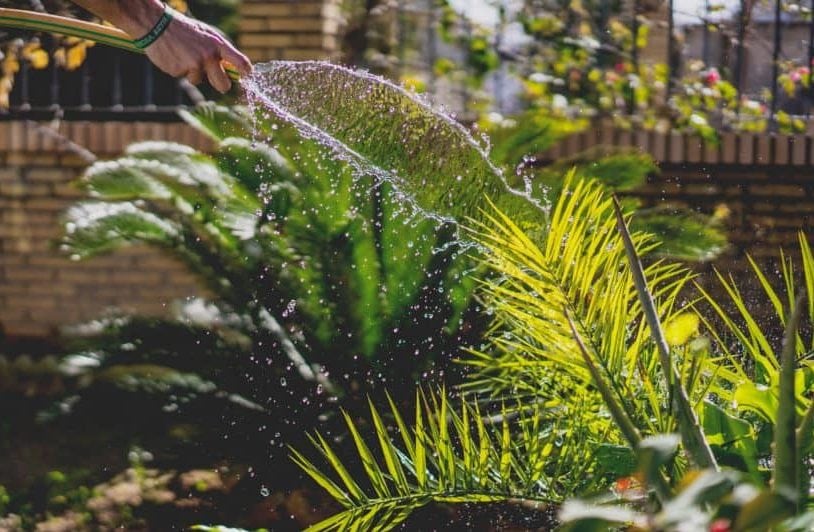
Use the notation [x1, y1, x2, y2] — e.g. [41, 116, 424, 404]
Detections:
[115, 0, 166, 38]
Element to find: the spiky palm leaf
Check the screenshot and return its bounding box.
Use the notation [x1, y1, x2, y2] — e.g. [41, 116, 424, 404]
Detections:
[292, 390, 598, 531]
[462, 174, 733, 443]
[293, 177, 737, 531]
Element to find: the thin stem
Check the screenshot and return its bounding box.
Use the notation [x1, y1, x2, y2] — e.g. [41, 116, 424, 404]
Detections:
[612, 196, 718, 471]
[774, 293, 804, 510]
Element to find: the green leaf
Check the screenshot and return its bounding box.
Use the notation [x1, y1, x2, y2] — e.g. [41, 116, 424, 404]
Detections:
[636, 434, 680, 486]
[62, 202, 180, 258]
[631, 208, 728, 262]
[733, 381, 778, 423]
[700, 401, 760, 480]
[216, 137, 297, 193]
[773, 294, 804, 506]
[292, 391, 555, 531]
[658, 470, 738, 529]
[613, 196, 718, 471]
[594, 444, 637, 478]
[179, 103, 252, 141]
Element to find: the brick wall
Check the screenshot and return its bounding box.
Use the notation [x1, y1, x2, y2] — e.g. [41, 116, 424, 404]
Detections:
[0, 122, 213, 339]
[238, 0, 342, 63]
[542, 123, 814, 294]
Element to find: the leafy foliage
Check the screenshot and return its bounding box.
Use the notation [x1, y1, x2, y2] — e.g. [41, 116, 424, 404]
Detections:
[434, 0, 807, 136]
[483, 114, 728, 261]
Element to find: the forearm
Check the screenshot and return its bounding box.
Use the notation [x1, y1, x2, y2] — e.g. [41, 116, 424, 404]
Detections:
[70, 0, 252, 91]
[70, 0, 164, 37]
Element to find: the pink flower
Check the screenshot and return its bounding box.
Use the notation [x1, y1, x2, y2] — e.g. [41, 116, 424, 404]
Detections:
[614, 62, 626, 74]
[709, 518, 731, 532]
[704, 68, 720, 85]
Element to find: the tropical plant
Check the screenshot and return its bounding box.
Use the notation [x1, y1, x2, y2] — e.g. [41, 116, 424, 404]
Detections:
[56, 62, 737, 527]
[560, 434, 814, 532]
[58, 105, 483, 418]
[57, 62, 728, 422]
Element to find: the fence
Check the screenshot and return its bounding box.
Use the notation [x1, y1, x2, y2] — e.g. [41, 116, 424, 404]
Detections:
[2, 34, 195, 121]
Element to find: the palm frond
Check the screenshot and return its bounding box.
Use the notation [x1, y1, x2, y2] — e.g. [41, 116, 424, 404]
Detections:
[463, 175, 709, 443]
[291, 390, 597, 531]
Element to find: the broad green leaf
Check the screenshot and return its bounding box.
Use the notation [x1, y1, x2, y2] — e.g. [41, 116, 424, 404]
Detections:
[631, 208, 728, 262]
[700, 401, 760, 481]
[734, 382, 778, 423]
[216, 137, 297, 193]
[179, 103, 252, 141]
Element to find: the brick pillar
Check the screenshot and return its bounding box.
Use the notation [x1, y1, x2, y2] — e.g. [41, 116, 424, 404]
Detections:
[238, 1, 342, 63]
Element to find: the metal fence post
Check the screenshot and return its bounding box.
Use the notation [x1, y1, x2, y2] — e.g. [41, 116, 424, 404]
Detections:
[770, 0, 782, 130]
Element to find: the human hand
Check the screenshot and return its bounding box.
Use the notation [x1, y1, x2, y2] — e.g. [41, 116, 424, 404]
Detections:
[143, 6, 252, 93]
[101, 0, 251, 92]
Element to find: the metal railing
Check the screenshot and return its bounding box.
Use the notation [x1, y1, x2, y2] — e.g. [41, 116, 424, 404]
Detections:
[3, 38, 193, 121]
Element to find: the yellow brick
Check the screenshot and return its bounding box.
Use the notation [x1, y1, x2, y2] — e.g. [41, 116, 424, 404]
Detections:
[26, 168, 72, 183]
[0, 320, 53, 337]
[238, 18, 267, 32]
[268, 17, 324, 32]
[241, 3, 324, 18]
[243, 47, 282, 62]
[13, 295, 59, 309]
[58, 153, 93, 168]
[293, 33, 332, 48]
[240, 33, 296, 47]
[24, 198, 68, 211]
[281, 48, 329, 61]
[109, 272, 164, 284]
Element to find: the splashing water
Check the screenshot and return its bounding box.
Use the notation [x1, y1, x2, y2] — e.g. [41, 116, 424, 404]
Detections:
[241, 61, 548, 236]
